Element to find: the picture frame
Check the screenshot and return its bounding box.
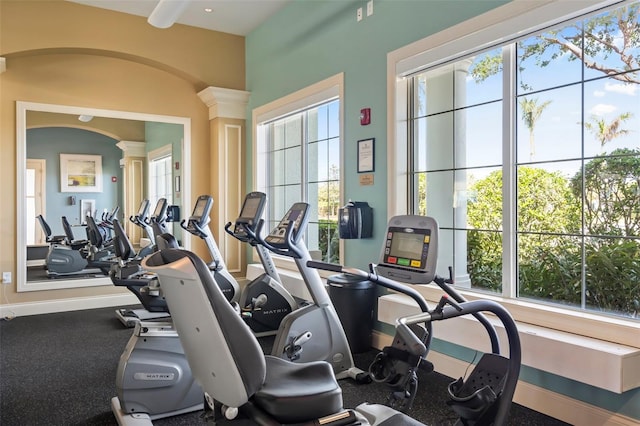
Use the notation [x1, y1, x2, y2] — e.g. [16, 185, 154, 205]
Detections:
[60, 153, 103, 193]
[357, 138, 375, 173]
[80, 199, 96, 225]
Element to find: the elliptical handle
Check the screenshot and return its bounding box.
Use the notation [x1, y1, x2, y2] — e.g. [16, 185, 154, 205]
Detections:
[306, 260, 344, 273]
[224, 222, 240, 238]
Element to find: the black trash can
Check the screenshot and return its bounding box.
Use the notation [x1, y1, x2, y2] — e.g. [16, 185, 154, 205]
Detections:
[327, 273, 376, 354]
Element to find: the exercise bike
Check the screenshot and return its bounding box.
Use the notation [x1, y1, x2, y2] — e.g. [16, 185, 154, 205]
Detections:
[224, 191, 300, 336]
[179, 194, 240, 303]
[110, 231, 203, 426]
[142, 214, 521, 426]
[236, 201, 369, 383]
[128, 199, 156, 259]
[37, 214, 108, 278]
[110, 218, 171, 327]
[148, 198, 170, 242]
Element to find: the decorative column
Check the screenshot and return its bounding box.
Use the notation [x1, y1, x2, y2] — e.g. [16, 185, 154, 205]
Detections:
[116, 140, 146, 244]
[198, 86, 250, 275]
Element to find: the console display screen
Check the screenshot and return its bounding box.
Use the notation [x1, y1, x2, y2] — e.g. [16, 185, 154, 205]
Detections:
[153, 200, 166, 217]
[240, 197, 262, 221]
[383, 227, 431, 270]
[137, 201, 148, 215]
[193, 198, 208, 218]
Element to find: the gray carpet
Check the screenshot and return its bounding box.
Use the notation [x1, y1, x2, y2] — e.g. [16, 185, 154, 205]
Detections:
[0, 306, 570, 425]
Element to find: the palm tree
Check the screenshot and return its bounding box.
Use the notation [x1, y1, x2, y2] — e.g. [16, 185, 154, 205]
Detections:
[519, 97, 552, 161]
[584, 112, 633, 149]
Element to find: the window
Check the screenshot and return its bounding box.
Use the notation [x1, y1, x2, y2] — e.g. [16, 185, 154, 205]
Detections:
[391, 1, 639, 340]
[254, 74, 343, 263]
[148, 145, 173, 208]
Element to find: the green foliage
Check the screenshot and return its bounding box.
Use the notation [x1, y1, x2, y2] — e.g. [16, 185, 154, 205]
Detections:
[467, 230, 502, 292]
[469, 53, 503, 83]
[469, 3, 640, 86]
[467, 163, 640, 317]
[318, 220, 339, 263]
[466, 170, 503, 292]
[570, 149, 640, 237]
[583, 113, 633, 148]
[517, 167, 581, 235]
[518, 235, 582, 304]
[467, 168, 580, 294]
[585, 239, 640, 316]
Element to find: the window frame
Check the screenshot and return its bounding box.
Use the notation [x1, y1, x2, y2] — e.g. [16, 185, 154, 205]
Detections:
[387, 0, 640, 347]
[252, 73, 345, 271]
[147, 144, 173, 208]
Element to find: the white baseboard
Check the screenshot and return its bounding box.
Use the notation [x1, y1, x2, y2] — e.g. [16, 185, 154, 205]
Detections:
[372, 331, 637, 426]
[0, 293, 139, 319]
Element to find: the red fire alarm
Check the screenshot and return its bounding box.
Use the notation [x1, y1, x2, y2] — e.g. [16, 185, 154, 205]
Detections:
[111, 176, 117, 183]
[360, 108, 371, 125]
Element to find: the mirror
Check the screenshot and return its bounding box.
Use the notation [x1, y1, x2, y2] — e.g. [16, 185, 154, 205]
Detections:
[17, 101, 192, 292]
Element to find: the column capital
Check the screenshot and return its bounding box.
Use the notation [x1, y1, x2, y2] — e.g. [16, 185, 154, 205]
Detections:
[198, 87, 250, 120]
[116, 140, 146, 157]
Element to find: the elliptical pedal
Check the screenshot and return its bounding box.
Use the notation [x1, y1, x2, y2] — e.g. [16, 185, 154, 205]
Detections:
[446, 352, 510, 425]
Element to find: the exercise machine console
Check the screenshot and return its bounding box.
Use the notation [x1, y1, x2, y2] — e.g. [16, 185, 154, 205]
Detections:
[180, 195, 239, 303]
[225, 192, 299, 336]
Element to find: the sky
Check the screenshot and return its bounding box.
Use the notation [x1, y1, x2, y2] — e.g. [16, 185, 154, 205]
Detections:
[416, 4, 640, 184]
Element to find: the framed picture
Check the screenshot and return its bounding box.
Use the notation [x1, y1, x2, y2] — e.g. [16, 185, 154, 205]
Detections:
[357, 138, 375, 173]
[80, 199, 96, 225]
[60, 154, 103, 192]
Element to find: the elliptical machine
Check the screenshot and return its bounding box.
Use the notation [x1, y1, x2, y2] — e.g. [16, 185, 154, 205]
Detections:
[308, 215, 521, 425]
[179, 195, 239, 303]
[224, 191, 299, 336]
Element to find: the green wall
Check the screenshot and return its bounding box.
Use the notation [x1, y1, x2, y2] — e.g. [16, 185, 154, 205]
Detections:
[246, 0, 506, 269]
[246, 0, 640, 422]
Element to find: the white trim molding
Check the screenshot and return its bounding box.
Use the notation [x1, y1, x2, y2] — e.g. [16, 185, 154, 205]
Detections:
[198, 86, 250, 120]
[0, 293, 138, 319]
[16, 101, 192, 292]
[116, 140, 147, 157]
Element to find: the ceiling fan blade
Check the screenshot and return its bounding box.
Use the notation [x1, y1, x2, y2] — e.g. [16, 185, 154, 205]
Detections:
[147, 0, 191, 29]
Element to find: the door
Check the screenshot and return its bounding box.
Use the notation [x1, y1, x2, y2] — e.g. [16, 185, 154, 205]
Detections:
[27, 159, 46, 245]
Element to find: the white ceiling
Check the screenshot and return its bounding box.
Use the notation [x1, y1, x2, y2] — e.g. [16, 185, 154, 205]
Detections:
[69, 0, 292, 36]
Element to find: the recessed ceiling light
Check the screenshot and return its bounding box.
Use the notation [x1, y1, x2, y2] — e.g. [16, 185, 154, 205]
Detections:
[204, 8, 213, 13]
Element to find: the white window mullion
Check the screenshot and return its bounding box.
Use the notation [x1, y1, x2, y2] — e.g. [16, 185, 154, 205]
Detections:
[301, 112, 308, 203]
[502, 44, 517, 299]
